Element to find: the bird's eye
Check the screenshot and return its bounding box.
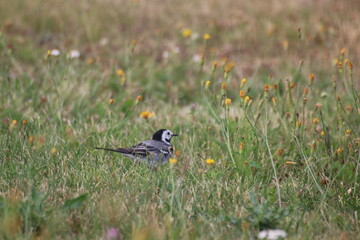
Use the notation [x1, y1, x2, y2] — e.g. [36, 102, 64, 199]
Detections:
[167, 132, 170, 135]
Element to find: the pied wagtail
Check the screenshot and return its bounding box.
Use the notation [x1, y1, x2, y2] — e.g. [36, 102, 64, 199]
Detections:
[96, 129, 178, 167]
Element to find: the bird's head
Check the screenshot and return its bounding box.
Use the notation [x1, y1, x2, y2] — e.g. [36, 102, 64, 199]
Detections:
[152, 129, 178, 144]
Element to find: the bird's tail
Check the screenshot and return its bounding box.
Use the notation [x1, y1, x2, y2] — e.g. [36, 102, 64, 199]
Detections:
[95, 147, 128, 154]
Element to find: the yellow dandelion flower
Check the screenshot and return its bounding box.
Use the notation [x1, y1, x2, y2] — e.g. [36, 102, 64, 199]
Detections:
[205, 80, 211, 88]
[140, 111, 150, 119]
[109, 98, 115, 105]
[239, 142, 244, 153]
[136, 95, 143, 102]
[86, 58, 95, 64]
[282, 40, 289, 50]
[51, 148, 57, 155]
[296, 121, 302, 127]
[224, 61, 234, 73]
[212, 61, 218, 71]
[264, 84, 270, 92]
[285, 161, 297, 165]
[241, 78, 247, 87]
[182, 28, 192, 38]
[244, 96, 250, 104]
[224, 98, 231, 106]
[206, 158, 215, 165]
[221, 82, 227, 90]
[309, 73, 314, 82]
[321, 130, 325, 137]
[313, 117, 319, 124]
[340, 48, 346, 55]
[345, 129, 351, 135]
[239, 90, 246, 98]
[169, 158, 177, 165]
[203, 33, 211, 40]
[116, 69, 124, 76]
[148, 112, 155, 119]
[337, 147, 343, 153]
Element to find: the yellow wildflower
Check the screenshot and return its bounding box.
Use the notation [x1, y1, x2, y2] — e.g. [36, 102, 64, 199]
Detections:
[221, 82, 227, 90]
[29, 136, 34, 144]
[203, 33, 211, 40]
[116, 69, 124, 76]
[239, 90, 245, 98]
[109, 98, 115, 105]
[51, 148, 57, 155]
[140, 111, 155, 119]
[224, 61, 235, 73]
[313, 117, 319, 124]
[239, 142, 244, 153]
[205, 80, 211, 88]
[169, 158, 177, 165]
[309, 73, 314, 82]
[224, 98, 231, 106]
[12, 120, 17, 126]
[182, 28, 192, 38]
[296, 121, 302, 127]
[345, 129, 351, 135]
[264, 84, 270, 92]
[321, 130, 325, 137]
[244, 96, 250, 104]
[272, 97, 277, 104]
[241, 78, 247, 87]
[337, 147, 343, 153]
[206, 158, 215, 165]
[22, 119, 28, 125]
[86, 58, 95, 64]
[340, 48, 346, 55]
[136, 95, 143, 102]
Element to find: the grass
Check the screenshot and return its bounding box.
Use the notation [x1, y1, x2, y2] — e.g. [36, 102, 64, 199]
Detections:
[0, 0, 359, 239]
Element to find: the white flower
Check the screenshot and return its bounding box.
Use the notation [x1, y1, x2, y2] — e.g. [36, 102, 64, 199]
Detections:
[69, 50, 80, 59]
[162, 51, 170, 59]
[192, 54, 201, 62]
[99, 37, 109, 46]
[50, 49, 60, 56]
[258, 229, 287, 240]
[191, 32, 199, 40]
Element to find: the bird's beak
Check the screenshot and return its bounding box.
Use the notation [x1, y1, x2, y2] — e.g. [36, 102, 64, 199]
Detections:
[172, 133, 179, 137]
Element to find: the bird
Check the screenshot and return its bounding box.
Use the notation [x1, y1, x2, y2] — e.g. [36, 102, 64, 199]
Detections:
[95, 129, 178, 167]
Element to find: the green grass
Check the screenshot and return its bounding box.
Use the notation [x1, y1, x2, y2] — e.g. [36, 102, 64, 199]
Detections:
[0, 0, 359, 239]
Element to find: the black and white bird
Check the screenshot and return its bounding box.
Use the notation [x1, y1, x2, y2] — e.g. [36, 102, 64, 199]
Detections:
[95, 129, 178, 167]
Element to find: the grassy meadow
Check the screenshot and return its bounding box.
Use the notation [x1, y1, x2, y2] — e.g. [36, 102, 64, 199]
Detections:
[1, 0, 359, 239]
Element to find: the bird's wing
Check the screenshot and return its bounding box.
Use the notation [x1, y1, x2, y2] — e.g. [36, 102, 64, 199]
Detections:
[96, 142, 164, 157]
